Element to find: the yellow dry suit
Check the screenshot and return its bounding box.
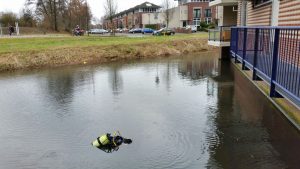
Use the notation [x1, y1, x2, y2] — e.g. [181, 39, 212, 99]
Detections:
[92, 134, 111, 147]
[92, 131, 122, 148]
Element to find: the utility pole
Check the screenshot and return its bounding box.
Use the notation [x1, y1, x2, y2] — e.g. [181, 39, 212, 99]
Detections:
[148, 13, 150, 26]
[86, 0, 89, 31]
[0, 23, 2, 37]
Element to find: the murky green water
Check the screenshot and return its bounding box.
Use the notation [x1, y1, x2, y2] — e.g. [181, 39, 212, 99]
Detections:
[0, 52, 300, 169]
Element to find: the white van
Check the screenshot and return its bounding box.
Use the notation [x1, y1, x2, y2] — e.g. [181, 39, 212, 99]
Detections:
[185, 25, 197, 33]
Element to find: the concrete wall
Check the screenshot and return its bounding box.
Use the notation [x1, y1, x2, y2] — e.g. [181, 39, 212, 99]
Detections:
[141, 13, 165, 27]
[168, 6, 187, 28]
[180, 5, 188, 21]
[216, 6, 223, 25]
[223, 6, 237, 26]
[217, 6, 237, 26]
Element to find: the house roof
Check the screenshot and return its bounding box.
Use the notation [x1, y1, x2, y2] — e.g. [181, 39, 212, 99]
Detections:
[114, 2, 161, 17]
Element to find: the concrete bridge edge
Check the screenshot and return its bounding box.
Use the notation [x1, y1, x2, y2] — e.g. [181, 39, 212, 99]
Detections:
[231, 60, 300, 132]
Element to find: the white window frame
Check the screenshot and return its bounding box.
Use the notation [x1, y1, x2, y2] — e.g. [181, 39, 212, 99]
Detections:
[205, 17, 212, 24]
[193, 18, 201, 26]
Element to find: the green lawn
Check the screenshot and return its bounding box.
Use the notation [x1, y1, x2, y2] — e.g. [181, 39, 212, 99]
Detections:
[0, 33, 208, 54]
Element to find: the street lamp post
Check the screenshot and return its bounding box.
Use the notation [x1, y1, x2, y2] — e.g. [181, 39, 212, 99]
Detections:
[0, 23, 2, 36]
[86, 0, 89, 31]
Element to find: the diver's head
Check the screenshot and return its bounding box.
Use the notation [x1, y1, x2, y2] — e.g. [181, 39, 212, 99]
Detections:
[114, 136, 124, 146]
[123, 138, 132, 144]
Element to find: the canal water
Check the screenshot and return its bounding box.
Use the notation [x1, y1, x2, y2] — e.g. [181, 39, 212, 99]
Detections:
[0, 52, 300, 169]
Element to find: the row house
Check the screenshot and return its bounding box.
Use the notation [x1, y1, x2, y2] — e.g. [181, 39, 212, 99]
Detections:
[104, 2, 164, 29]
[208, 0, 300, 108]
[104, 1, 217, 29]
[236, 0, 300, 27]
[208, 0, 300, 47]
[169, 0, 217, 28]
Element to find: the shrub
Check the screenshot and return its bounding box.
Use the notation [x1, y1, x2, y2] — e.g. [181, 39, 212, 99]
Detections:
[145, 24, 158, 30]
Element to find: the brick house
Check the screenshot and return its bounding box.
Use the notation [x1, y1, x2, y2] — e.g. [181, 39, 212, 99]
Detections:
[104, 2, 164, 29]
[169, 0, 217, 28]
[104, 1, 217, 30]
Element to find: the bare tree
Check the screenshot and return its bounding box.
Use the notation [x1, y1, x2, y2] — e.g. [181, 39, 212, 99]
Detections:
[104, 0, 117, 35]
[162, 0, 173, 28]
[31, 0, 91, 32]
[35, 0, 62, 31]
[67, 0, 92, 31]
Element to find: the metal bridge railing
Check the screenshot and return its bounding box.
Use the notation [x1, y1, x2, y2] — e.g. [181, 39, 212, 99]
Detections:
[230, 26, 300, 107]
[208, 26, 232, 42]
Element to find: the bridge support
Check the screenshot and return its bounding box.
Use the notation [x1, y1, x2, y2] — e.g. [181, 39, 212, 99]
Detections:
[219, 46, 230, 60]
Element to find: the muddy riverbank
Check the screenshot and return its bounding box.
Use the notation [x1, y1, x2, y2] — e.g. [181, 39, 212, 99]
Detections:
[0, 35, 215, 72]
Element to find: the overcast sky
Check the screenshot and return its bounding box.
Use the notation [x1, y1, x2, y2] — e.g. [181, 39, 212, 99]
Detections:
[0, 0, 177, 19]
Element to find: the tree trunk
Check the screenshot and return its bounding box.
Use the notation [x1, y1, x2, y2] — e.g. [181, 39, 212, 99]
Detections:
[53, 0, 58, 31]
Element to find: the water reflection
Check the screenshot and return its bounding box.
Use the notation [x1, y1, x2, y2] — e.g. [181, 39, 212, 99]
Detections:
[207, 61, 300, 169]
[164, 62, 172, 91]
[42, 68, 95, 117]
[45, 72, 75, 106]
[178, 55, 219, 84]
[108, 64, 123, 96]
[0, 53, 300, 169]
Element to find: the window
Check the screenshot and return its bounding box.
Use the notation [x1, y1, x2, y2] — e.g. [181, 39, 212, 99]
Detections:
[253, 0, 271, 7]
[205, 9, 211, 17]
[205, 17, 212, 24]
[193, 18, 201, 26]
[193, 8, 201, 18]
[142, 8, 157, 13]
[190, 0, 211, 2]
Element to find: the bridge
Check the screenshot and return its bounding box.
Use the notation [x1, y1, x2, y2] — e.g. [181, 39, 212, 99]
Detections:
[229, 27, 300, 109]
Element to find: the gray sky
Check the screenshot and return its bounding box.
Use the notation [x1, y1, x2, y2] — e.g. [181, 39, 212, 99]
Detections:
[0, 0, 177, 19]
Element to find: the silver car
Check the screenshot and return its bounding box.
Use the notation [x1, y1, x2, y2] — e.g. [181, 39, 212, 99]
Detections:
[88, 29, 108, 34]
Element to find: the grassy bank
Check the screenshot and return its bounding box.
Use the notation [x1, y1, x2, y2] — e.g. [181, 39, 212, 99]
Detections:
[0, 33, 214, 71]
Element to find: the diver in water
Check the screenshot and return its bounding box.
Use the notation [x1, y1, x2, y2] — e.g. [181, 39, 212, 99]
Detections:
[92, 131, 132, 153]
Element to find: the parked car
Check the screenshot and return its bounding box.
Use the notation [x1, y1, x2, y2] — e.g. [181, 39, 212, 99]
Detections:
[185, 25, 197, 33]
[116, 28, 123, 33]
[142, 28, 154, 34]
[87, 29, 108, 34]
[153, 28, 175, 36]
[129, 28, 143, 33]
[122, 28, 129, 33]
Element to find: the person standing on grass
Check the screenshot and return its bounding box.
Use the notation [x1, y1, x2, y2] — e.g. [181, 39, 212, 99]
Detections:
[8, 25, 14, 36]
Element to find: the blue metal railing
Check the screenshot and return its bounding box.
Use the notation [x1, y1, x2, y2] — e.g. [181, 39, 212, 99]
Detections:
[230, 26, 300, 107]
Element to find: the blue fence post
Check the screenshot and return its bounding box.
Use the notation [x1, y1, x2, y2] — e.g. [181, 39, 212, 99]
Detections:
[235, 28, 239, 63]
[253, 28, 259, 80]
[242, 28, 248, 70]
[270, 28, 281, 97]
